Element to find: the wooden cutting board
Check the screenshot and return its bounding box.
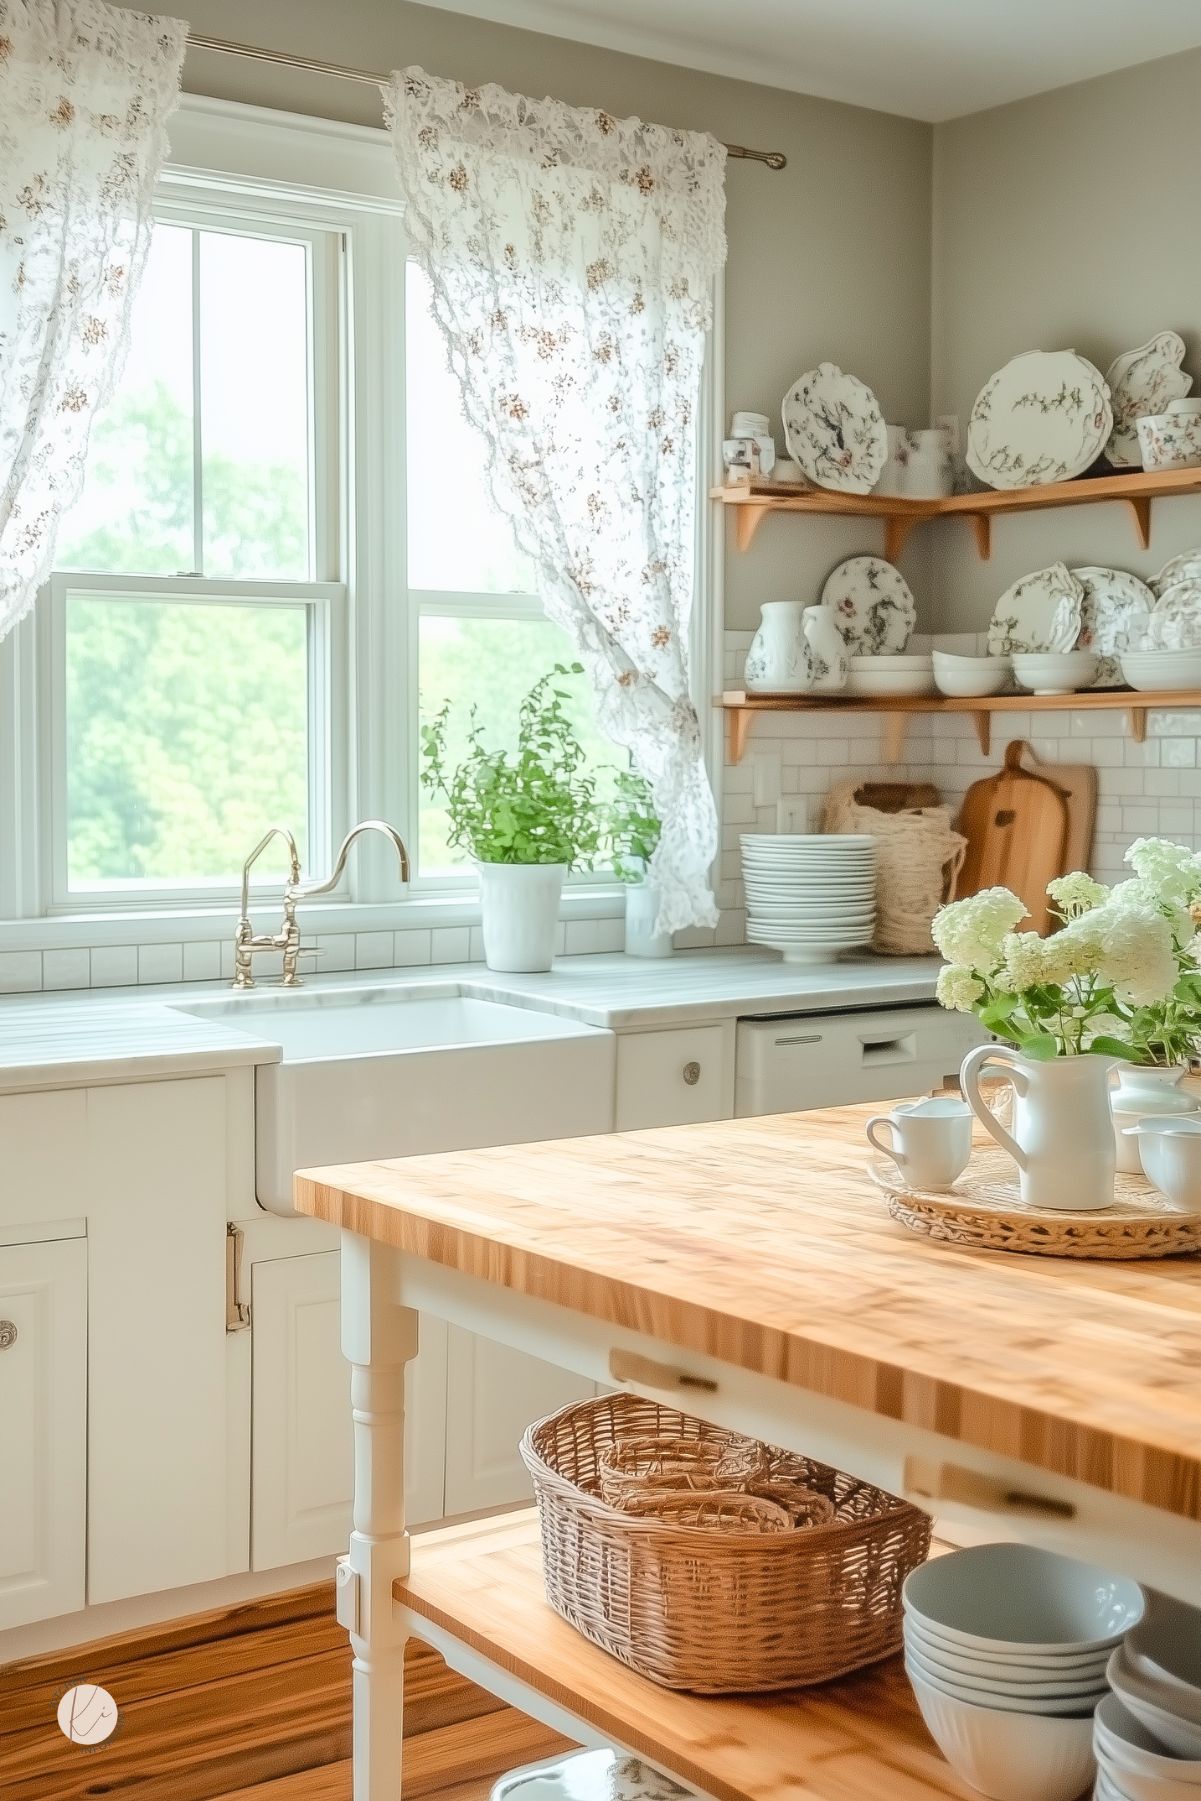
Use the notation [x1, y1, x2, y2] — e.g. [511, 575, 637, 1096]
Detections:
[956, 741, 1070, 934]
[1015, 744, 1098, 879]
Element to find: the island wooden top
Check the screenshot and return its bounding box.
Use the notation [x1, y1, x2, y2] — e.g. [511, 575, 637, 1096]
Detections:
[294, 1104, 1201, 1522]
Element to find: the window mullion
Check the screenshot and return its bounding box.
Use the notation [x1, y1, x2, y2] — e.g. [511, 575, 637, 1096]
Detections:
[190, 226, 204, 578]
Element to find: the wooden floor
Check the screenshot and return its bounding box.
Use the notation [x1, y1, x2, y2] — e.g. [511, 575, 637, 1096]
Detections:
[0, 1581, 574, 1801]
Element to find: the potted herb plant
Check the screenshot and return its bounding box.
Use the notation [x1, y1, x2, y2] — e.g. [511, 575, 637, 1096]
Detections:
[605, 769, 670, 959]
[420, 665, 600, 972]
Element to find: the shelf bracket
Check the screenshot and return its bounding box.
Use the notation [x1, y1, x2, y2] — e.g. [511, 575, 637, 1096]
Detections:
[734, 504, 770, 553]
[880, 713, 909, 764]
[1129, 707, 1148, 745]
[726, 708, 754, 765]
[969, 513, 992, 560]
[1126, 496, 1153, 550]
[972, 712, 992, 756]
[884, 515, 919, 564]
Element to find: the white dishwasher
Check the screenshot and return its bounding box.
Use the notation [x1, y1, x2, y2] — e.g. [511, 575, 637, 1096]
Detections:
[734, 1003, 983, 1116]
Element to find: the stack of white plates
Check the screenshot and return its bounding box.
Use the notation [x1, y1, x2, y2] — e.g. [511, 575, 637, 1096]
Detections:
[740, 834, 876, 965]
[903, 1543, 1144, 1801]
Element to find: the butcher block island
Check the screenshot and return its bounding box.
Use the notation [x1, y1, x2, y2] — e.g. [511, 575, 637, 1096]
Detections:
[293, 1102, 1201, 1801]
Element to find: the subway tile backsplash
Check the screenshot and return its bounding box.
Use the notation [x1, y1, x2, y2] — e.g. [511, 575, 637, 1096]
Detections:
[3, 629, 1198, 995]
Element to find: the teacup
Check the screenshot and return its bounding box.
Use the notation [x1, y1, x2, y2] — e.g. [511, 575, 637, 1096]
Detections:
[866, 1096, 972, 1192]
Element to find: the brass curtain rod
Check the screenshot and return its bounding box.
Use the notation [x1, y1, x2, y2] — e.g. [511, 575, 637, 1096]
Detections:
[186, 31, 788, 169]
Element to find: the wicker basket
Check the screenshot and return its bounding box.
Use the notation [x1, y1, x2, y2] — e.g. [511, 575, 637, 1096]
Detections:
[519, 1392, 931, 1694]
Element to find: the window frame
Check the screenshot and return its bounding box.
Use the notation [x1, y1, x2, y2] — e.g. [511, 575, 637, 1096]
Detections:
[0, 94, 723, 947]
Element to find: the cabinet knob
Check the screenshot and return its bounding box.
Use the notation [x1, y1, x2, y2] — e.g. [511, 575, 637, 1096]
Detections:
[0, 1320, 17, 1351]
[682, 1060, 701, 1086]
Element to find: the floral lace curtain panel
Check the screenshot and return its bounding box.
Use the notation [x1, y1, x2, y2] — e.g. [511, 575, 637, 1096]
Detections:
[387, 71, 728, 932]
[0, 0, 186, 644]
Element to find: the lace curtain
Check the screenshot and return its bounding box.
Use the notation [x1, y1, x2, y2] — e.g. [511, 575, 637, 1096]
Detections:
[386, 71, 727, 933]
[0, 0, 186, 644]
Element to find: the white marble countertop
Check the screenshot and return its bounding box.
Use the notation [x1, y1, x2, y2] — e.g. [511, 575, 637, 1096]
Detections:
[0, 947, 941, 1092]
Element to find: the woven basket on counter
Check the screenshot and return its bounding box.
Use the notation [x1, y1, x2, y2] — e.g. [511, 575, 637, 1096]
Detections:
[823, 780, 967, 956]
[518, 1392, 931, 1694]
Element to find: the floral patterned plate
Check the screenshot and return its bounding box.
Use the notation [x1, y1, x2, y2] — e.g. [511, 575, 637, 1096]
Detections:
[966, 349, 1112, 490]
[1071, 566, 1155, 686]
[781, 363, 887, 495]
[1146, 578, 1201, 651]
[820, 555, 917, 653]
[988, 562, 1084, 656]
[1151, 549, 1201, 597]
[1105, 332, 1192, 467]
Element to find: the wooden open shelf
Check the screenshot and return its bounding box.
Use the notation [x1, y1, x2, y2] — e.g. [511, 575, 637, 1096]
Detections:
[396, 1511, 970, 1801]
[712, 466, 1201, 558]
[718, 687, 1201, 764]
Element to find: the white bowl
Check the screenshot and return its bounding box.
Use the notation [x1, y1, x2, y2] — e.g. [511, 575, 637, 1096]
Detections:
[1110, 1649, 1201, 1758]
[905, 1631, 1110, 1696]
[903, 1543, 1144, 1656]
[1121, 651, 1201, 692]
[1095, 1694, 1201, 1795]
[905, 1614, 1112, 1677]
[848, 652, 934, 670]
[1125, 1594, 1201, 1723]
[932, 651, 1012, 698]
[905, 1652, 1106, 1715]
[845, 667, 938, 697]
[1137, 404, 1201, 472]
[1012, 650, 1100, 695]
[907, 1668, 1097, 1801]
[1122, 1117, 1201, 1209]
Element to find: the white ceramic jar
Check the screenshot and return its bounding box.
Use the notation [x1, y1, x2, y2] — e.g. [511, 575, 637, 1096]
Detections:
[901, 427, 953, 498]
[802, 605, 850, 692]
[1111, 1063, 1198, 1173]
[745, 601, 811, 693]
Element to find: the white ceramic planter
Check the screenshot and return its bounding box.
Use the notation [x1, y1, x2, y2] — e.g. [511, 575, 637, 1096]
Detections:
[476, 862, 565, 973]
[624, 879, 672, 959]
[961, 1045, 1116, 1211]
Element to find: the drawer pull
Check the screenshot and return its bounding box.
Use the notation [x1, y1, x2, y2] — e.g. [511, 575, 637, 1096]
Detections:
[609, 1348, 718, 1394]
[0, 1320, 17, 1351]
[904, 1456, 1076, 1521]
[682, 1061, 701, 1086]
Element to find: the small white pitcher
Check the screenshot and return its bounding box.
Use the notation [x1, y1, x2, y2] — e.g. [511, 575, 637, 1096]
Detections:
[960, 1044, 1116, 1212]
[866, 1096, 972, 1191]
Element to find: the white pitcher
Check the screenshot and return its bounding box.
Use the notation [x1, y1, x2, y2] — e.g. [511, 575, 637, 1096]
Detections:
[960, 1044, 1117, 1212]
[745, 601, 812, 694]
[802, 605, 850, 693]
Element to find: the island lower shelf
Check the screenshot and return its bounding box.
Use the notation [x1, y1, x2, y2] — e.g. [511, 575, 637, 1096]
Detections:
[396, 1511, 970, 1801]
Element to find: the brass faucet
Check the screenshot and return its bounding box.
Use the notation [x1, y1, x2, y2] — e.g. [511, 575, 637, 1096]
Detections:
[232, 820, 410, 989]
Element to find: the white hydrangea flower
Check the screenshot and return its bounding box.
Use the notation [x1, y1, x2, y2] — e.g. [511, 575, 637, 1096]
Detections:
[1108, 876, 1194, 946]
[999, 931, 1049, 992]
[936, 964, 984, 1013]
[1046, 872, 1108, 918]
[932, 887, 1028, 972]
[1046, 915, 1105, 982]
[1125, 838, 1201, 910]
[1093, 902, 1177, 1008]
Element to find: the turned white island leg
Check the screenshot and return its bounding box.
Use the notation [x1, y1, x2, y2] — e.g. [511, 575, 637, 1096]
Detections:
[339, 1231, 419, 1801]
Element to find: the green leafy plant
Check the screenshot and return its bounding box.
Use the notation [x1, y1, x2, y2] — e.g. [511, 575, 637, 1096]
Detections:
[605, 769, 662, 884]
[420, 665, 601, 868]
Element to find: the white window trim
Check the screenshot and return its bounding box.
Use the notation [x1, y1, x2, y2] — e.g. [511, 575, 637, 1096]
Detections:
[0, 92, 723, 955]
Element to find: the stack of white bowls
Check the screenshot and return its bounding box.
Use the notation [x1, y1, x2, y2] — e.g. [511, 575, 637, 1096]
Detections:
[1099, 1593, 1201, 1796]
[740, 834, 876, 965]
[903, 1543, 1144, 1801]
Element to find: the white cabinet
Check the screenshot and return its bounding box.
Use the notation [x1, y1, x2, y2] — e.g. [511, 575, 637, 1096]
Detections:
[442, 1326, 594, 1517]
[0, 1236, 87, 1630]
[614, 1024, 733, 1130]
[250, 1250, 448, 1570]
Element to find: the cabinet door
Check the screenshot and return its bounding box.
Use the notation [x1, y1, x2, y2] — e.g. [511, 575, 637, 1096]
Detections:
[251, 1252, 447, 1571]
[0, 1238, 87, 1630]
[443, 1327, 594, 1517]
[614, 1025, 731, 1130]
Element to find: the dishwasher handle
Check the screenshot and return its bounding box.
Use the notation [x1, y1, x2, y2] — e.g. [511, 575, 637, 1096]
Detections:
[859, 1030, 918, 1067]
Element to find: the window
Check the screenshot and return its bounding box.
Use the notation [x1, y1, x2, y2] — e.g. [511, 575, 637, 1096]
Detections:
[39, 203, 344, 905]
[0, 102, 714, 932]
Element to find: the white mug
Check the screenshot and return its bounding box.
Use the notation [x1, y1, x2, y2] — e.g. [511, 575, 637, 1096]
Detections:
[865, 1096, 972, 1191]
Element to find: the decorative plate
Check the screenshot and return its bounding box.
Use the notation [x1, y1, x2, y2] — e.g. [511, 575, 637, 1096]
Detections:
[1104, 332, 1192, 467]
[988, 563, 1084, 656]
[1071, 566, 1155, 686]
[1146, 578, 1201, 651]
[820, 556, 917, 654]
[1151, 549, 1201, 597]
[966, 349, 1113, 489]
[781, 363, 888, 495]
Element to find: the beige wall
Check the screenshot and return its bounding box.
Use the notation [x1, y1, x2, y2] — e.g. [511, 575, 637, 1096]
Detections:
[929, 49, 1201, 631]
[115, 0, 933, 631]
